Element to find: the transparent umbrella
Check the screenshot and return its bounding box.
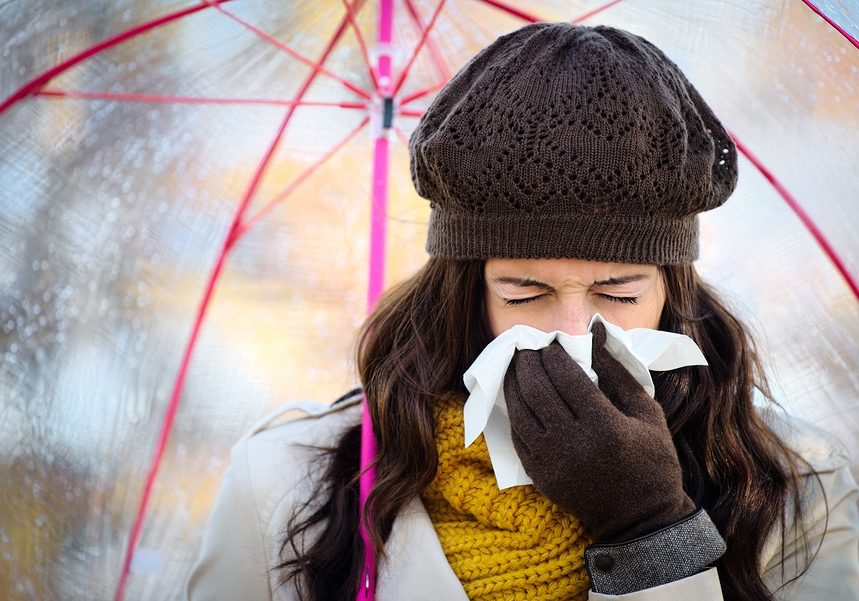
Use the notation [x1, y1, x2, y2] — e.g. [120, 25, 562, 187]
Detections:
[0, 1, 857, 599]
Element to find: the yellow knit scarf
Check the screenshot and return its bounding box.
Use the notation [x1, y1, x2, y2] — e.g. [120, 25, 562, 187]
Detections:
[421, 394, 592, 601]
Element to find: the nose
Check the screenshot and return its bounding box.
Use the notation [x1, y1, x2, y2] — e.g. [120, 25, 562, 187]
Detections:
[551, 304, 592, 336]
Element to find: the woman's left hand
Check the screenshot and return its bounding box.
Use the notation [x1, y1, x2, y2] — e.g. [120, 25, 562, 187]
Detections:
[502, 323, 696, 543]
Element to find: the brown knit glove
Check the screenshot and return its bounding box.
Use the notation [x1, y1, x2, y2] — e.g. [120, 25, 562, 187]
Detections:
[503, 323, 696, 544]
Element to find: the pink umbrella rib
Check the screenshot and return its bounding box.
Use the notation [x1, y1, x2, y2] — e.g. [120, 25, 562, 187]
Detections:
[399, 106, 427, 117]
[472, 0, 627, 26]
[206, 0, 373, 101]
[341, 0, 380, 92]
[731, 133, 859, 301]
[37, 88, 367, 110]
[0, 1, 233, 115]
[399, 83, 445, 107]
[404, 0, 452, 82]
[471, 0, 541, 23]
[800, 0, 859, 49]
[112, 95, 282, 601]
[111, 198, 235, 601]
[393, 0, 447, 96]
[239, 116, 371, 236]
[113, 4, 373, 600]
[571, 0, 627, 24]
[395, 0, 451, 109]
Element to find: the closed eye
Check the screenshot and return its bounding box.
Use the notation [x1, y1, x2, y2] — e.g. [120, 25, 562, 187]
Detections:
[599, 294, 638, 304]
[503, 296, 543, 306]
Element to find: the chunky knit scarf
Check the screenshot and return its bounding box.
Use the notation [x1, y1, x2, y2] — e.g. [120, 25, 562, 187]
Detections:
[421, 394, 592, 601]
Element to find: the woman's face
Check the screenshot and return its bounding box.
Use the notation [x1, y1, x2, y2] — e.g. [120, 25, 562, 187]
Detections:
[484, 257, 666, 337]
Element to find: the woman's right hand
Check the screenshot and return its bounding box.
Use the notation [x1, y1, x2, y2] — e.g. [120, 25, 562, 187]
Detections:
[502, 323, 696, 543]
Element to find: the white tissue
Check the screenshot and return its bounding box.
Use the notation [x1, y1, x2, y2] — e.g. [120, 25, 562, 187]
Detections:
[462, 314, 708, 489]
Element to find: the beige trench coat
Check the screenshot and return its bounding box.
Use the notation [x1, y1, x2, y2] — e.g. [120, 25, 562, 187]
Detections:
[186, 397, 859, 601]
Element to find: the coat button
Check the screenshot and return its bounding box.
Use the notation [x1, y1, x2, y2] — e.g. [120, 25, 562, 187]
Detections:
[593, 553, 615, 572]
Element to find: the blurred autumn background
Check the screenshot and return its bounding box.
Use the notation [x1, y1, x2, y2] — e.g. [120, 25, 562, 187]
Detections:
[1, 1, 857, 599]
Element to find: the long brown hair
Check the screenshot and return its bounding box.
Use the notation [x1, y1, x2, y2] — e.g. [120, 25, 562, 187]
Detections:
[278, 257, 818, 601]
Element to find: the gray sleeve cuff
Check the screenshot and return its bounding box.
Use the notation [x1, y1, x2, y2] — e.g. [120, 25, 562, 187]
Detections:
[584, 508, 727, 595]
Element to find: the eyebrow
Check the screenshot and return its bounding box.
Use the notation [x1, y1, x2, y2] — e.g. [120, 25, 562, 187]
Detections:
[491, 273, 649, 289]
[491, 277, 554, 290]
[592, 274, 650, 286]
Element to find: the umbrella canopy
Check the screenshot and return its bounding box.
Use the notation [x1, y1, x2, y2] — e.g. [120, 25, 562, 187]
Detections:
[1, 1, 857, 599]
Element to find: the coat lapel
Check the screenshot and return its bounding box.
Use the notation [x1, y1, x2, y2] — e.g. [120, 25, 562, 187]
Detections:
[376, 496, 469, 600]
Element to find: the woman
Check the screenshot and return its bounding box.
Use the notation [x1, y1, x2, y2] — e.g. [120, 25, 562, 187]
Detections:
[186, 22, 859, 601]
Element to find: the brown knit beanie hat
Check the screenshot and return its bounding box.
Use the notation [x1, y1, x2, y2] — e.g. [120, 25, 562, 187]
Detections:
[409, 22, 738, 265]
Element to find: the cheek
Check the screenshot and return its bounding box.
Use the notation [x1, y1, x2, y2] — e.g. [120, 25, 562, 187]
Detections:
[622, 284, 665, 330]
[647, 296, 665, 328]
[486, 298, 552, 337]
[595, 283, 666, 330]
[604, 298, 663, 330]
[486, 299, 510, 338]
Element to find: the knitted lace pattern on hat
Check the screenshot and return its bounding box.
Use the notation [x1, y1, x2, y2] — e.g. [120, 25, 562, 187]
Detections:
[409, 22, 738, 264]
[421, 393, 592, 600]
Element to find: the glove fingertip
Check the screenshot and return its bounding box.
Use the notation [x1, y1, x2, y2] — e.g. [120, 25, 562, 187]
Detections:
[504, 360, 548, 433]
[541, 340, 573, 368]
[541, 341, 590, 386]
[594, 351, 642, 396]
[590, 321, 608, 349]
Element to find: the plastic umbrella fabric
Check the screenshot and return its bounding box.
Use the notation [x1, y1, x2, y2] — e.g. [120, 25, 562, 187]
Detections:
[1, 1, 857, 599]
